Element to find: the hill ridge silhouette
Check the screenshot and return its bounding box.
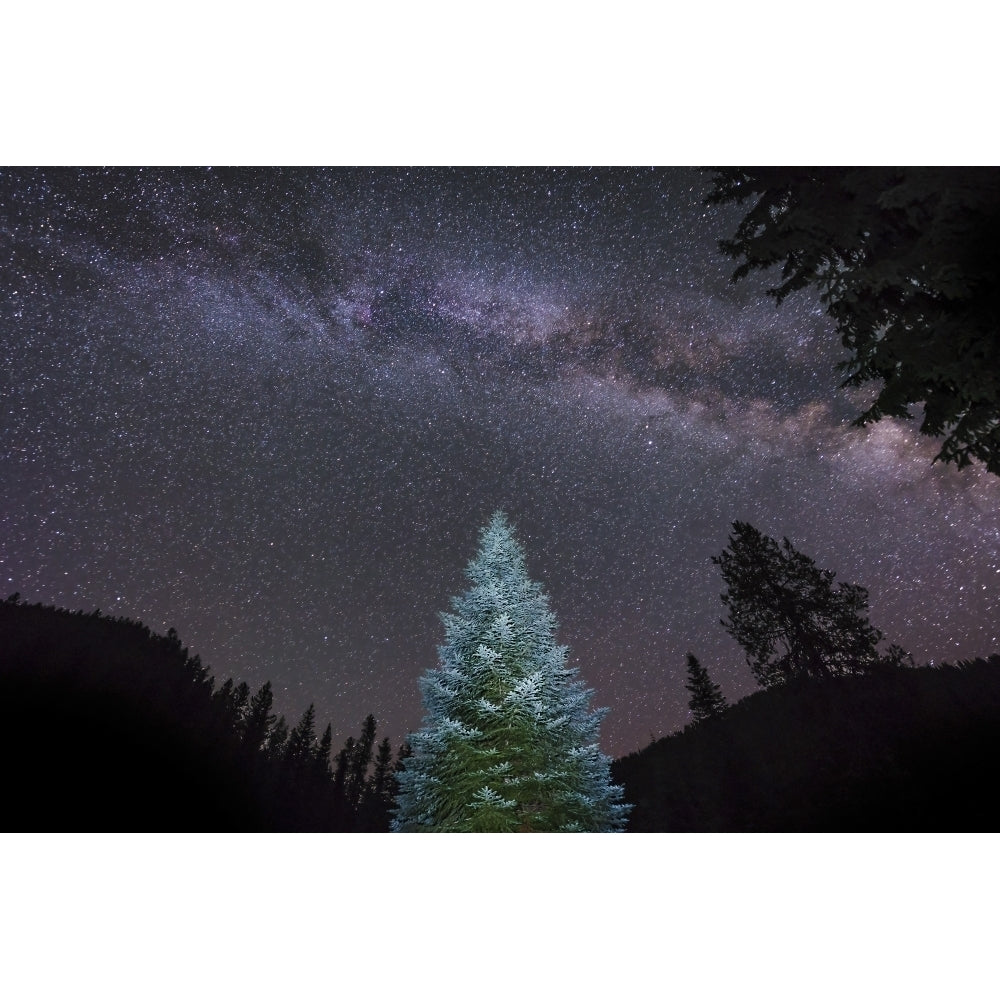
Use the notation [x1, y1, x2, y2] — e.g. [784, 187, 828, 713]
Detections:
[613, 658, 1000, 831]
[0, 596, 397, 832]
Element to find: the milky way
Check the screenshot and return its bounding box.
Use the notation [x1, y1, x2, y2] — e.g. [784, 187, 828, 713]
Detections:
[2, 167, 998, 758]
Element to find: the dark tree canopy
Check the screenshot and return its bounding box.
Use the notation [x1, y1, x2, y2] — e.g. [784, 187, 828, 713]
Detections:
[242, 681, 276, 752]
[705, 167, 1000, 474]
[712, 522, 892, 688]
[684, 653, 728, 724]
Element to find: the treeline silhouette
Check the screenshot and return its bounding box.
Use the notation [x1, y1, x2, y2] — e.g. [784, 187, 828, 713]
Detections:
[614, 657, 1000, 831]
[6, 554, 1000, 833]
[0, 595, 407, 831]
[615, 520, 1000, 829]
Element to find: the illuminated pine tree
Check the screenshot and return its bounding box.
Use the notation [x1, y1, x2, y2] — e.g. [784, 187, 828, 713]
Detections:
[392, 512, 630, 832]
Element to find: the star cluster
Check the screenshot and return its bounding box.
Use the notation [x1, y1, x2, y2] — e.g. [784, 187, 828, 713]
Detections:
[2, 167, 998, 757]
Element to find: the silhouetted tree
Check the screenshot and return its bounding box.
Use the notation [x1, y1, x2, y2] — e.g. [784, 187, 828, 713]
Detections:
[232, 681, 250, 724]
[705, 167, 1000, 474]
[213, 678, 250, 729]
[713, 522, 893, 688]
[347, 713, 377, 810]
[880, 643, 916, 670]
[393, 511, 630, 832]
[391, 740, 412, 804]
[358, 736, 396, 831]
[243, 681, 276, 752]
[286, 704, 318, 766]
[684, 653, 728, 724]
[372, 737, 394, 801]
[267, 715, 289, 758]
[333, 736, 354, 806]
[214, 677, 235, 710]
[316, 723, 333, 781]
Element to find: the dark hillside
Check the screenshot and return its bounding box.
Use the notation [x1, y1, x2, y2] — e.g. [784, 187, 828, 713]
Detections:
[0, 597, 398, 832]
[612, 659, 1000, 831]
[0, 597, 268, 830]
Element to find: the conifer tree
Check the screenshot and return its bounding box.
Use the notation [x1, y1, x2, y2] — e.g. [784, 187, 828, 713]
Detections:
[232, 681, 251, 725]
[267, 715, 289, 757]
[359, 736, 396, 831]
[316, 724, 333, 780]
[684, 653, 728, 724]
[213, 678, 251, 731]
[713, 522, 891, 688]
[333, 736, 354, 801]
[372, 737, 394, 802]
[391, 741, 412, 804]
[286, 704, 317, 765]
[243, 681, 276, 751]
[213, 677, 235, 715]
[393, 511, 630, 832]
[348, 714, 377, 809]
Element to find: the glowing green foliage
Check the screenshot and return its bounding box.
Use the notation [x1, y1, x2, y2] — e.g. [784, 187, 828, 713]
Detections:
[392, 512, 630, 832]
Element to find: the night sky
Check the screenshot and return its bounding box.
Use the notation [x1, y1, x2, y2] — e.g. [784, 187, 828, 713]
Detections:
[3, 166, 998, 760]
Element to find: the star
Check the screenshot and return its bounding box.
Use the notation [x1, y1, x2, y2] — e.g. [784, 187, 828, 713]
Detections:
[1, 167, 997, 759]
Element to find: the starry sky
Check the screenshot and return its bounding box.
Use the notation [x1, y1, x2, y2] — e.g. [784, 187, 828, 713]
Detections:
[2, 166, 998, 759]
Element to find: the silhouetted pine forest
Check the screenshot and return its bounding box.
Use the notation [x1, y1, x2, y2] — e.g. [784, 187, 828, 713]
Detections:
[4, 593, 1000, 831]
[0, 595, 406, 831]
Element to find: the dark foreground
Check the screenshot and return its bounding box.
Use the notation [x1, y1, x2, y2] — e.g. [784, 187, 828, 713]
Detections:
[5, 596, 999, 831]
[0, 598, 394, 831]
[613, 658, 1000, 831]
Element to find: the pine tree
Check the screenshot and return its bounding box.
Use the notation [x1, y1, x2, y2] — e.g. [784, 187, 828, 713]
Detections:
[213, 677, 235, 717]
[316, 724, 333, 781]
[712, 522, 892, 688]
[393, 511, 630, 832]
[359, 736, 396, 832]
[213, 678, 251, 731]
[286, 704, 317, 765]
[348, 714, 377, 810]
[267, 715, 289, 757]
[684, 653, 728, 724]
[333, 736, 354, 801]
[231, 681, 251, 726]
[391, 740, 412, 805]
[243, 681, 276, 751]
[372, 737, 394, 803]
